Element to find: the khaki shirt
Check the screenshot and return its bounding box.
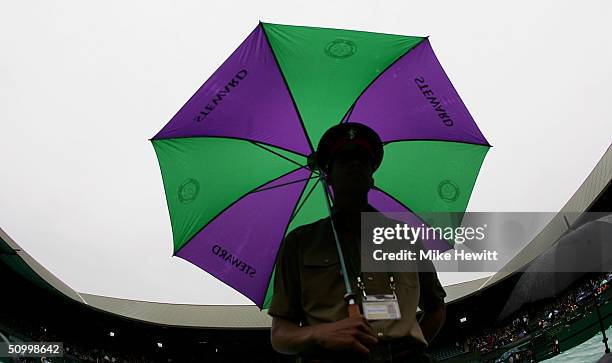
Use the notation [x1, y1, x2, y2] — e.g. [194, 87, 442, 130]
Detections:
[268, 210, 446, 346]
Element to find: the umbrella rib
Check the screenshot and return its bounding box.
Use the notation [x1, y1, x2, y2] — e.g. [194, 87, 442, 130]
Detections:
[341, 104, 355, 124]
[338, 37, 428, 125]
[150, 135, 309, 157]
[250, 141, 312, 170]
[252, 175, 318, 194]
[173, 166, 307, 257]
[260, 22, 315, 154]
[261, 168, 314, 310]
[288, 177, 320, 224]
[382, 138, 492, 148]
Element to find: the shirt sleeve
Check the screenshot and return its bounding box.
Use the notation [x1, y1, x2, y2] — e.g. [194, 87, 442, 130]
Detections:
[418, 262, 447, 312]
[267, 229, 304, 323]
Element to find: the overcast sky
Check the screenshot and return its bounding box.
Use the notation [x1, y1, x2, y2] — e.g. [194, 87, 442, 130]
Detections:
[1, 0, 611, 305]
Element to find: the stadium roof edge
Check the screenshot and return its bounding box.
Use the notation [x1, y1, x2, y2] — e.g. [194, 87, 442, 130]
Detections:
[80, 293, 273, 329]
[0, 227, 87, 304]
[480, 143, 612, 289]
[77, 276, 491, 329]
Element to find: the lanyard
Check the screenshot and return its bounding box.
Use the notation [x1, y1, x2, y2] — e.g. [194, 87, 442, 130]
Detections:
[331, 218, 398, 299]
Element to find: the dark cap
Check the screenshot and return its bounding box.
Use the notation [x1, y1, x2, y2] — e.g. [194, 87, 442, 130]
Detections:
[312, 122, 383, 172]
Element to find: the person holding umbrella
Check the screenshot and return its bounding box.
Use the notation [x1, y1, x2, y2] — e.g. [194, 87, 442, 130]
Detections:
[269, 122, 447, 363]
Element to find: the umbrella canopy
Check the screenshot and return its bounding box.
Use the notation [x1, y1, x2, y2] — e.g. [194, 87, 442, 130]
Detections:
[498, 214, 612, 320]
[151, 23, 490, 308]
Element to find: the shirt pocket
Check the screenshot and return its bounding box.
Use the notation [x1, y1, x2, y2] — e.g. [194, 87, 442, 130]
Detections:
[301, 254, 342, 299]
[395, 272, 420, 289]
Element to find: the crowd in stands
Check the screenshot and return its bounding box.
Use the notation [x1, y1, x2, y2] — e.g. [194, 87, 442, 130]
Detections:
[467, 272, 612, 357]
[0, 312, 283, 362]
[0, 320, 160, 363]
[468, 322, 529, 356]
[2, 267, 609, 362]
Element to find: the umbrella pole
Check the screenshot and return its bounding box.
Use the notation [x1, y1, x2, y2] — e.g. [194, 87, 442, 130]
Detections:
[318, 173, 360, 317]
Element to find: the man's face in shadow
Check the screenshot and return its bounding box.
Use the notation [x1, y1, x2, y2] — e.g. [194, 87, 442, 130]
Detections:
[327, 144, 374, 197]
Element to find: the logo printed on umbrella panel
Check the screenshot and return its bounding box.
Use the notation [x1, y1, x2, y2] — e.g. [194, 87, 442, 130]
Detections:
[178, 178, 200, 203]
[193, 69, 248, 122]
[438, 180, 460, 202]
[325, 39, 356, 59]
[414, 77, 454, 127]
[212, 244, 256, 277]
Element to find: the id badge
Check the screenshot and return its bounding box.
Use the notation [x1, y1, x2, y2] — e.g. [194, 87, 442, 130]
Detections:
[362, 294, 401, 320]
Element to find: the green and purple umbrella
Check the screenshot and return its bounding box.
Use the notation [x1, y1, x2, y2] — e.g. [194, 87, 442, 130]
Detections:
[151, 23, 490, 308]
